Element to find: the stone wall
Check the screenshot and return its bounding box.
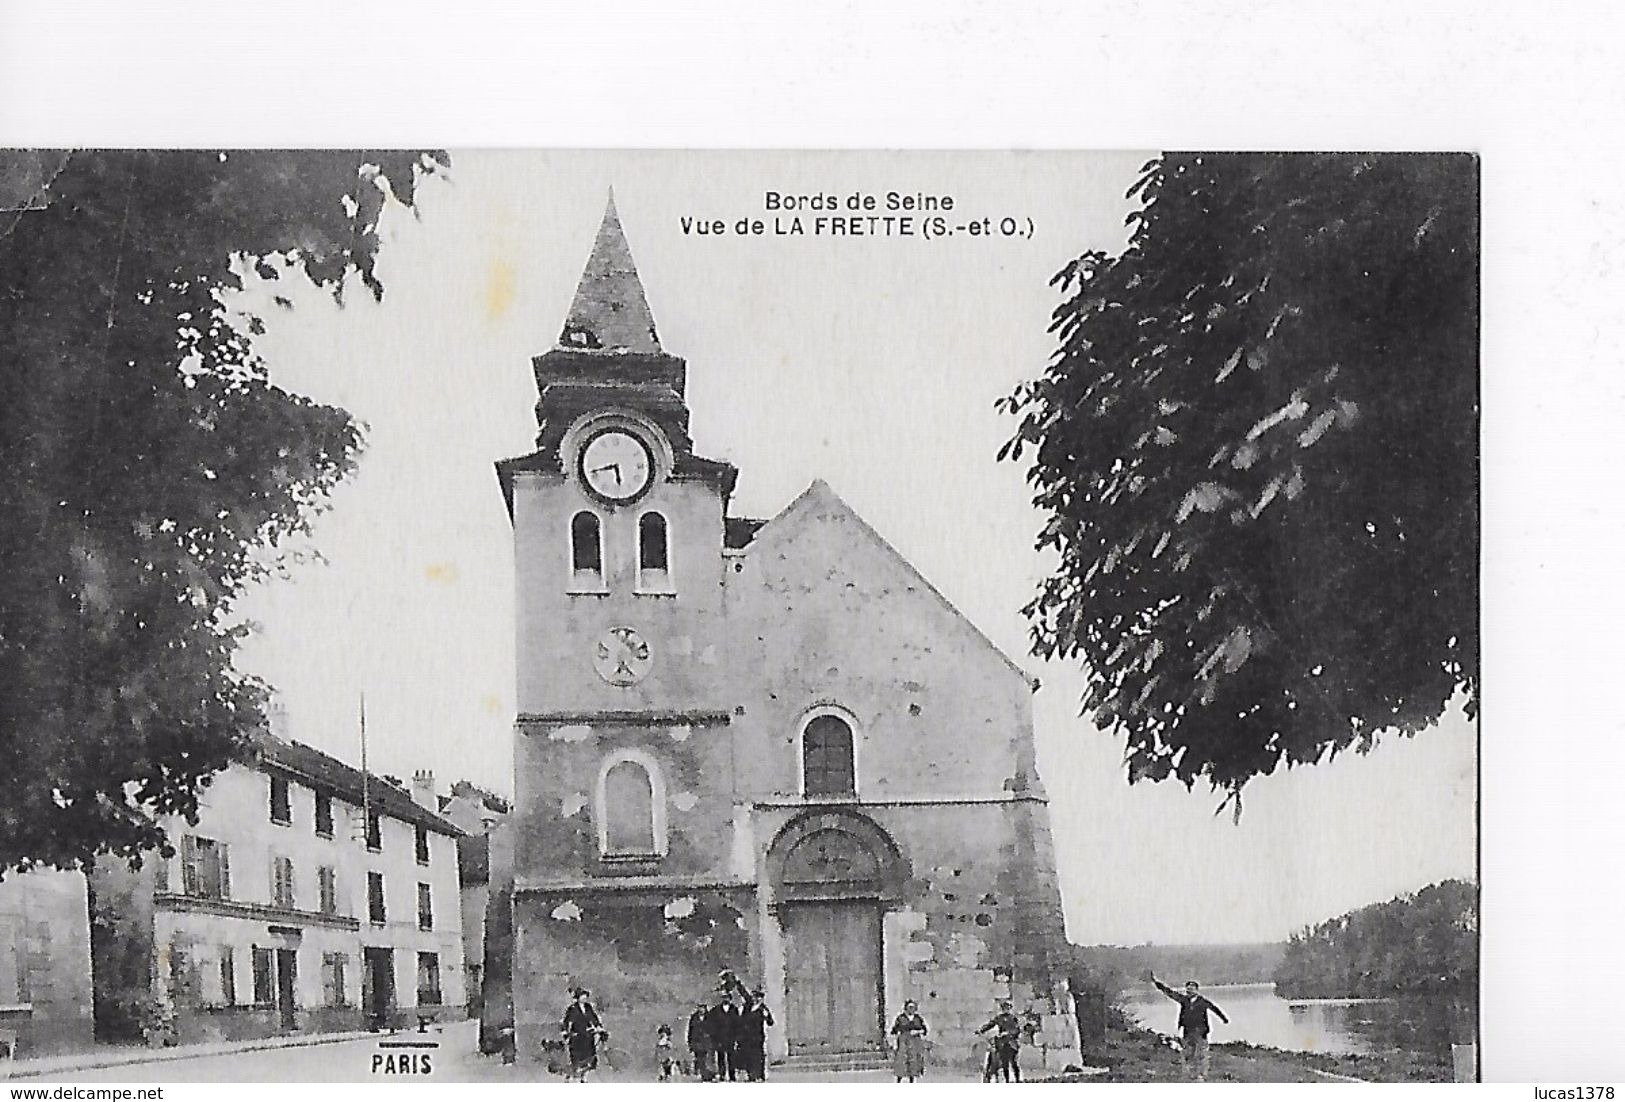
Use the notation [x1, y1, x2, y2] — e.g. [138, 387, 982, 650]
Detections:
[511, 887, 754, 1075]
[513, 715, 740, 884]
[477, 822, 515, 1055]
[751, 800, 1076, 1070]
[729, 483, 1079, 1070]
[0, 869, 95, 1057]
[512, 466, 732, 718]
[504, 432, 1079, 1076]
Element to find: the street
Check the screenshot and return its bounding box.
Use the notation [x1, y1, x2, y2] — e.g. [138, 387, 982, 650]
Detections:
[22, 1022, 996, 1084]
[32, 1022, 507, 1084]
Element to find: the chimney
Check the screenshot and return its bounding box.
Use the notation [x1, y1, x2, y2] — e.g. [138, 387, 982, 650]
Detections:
[267, 697, 291, 741]
[411, 769, 436, 810]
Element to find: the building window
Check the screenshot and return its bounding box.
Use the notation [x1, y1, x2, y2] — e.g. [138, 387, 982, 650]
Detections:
[318, 865, 339, 916]
[415, 824, 430, 865]
[637, 511, 671, 591]
[219, 947, 237, 1006]
[417, 883, 434, 931]
[315, 791, 334, 837]
[571, 511, 604, 586]
[272, 855, 296, 910]
[322, 953, 348, 1008]
[416, 952, 442, 1007]
[367, 872, 386, 925]
[599, 753, 665, 857]
[269, 775, 291, 825]
[366, 811, 382, 852]
[802, 713, 857, 798]
[251, 947, 274, 1006]
[181, 835, 231, 900]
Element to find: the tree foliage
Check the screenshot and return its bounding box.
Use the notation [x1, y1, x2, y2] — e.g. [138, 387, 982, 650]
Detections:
[0, 149, 446, 874]
[1272, 879, 1478, 999]
[999, 154, 1478, 805]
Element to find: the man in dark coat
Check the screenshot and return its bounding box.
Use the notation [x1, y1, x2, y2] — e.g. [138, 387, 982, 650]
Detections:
[687, 999, 715, 1081]
[977, 1000, 1023, 1082]
[705, 988, 743, 1081]
[737, 988, 775, 1081]
[1151, 973, 1230, 1081]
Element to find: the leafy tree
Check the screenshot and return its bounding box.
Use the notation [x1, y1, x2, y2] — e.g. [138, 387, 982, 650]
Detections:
[1272, 879, 1478, 1000]
[999, 154, 1478, 806]
[0, 149, 446, 874]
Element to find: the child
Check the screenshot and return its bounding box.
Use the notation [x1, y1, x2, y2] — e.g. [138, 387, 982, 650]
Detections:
[656, 1022, 676, 1081]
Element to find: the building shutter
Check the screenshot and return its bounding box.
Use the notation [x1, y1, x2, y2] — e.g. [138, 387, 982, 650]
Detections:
[571, 511, 603, 576]
[252, 947, 273, 1004]
[180, 835, 198, 896]
[218, 843, 231, 899]
[803, 715, 856, 797]
[368, 872, 385, 923]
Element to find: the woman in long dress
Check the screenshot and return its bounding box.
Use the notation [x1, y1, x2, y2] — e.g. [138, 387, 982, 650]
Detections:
[890, 1000, 929, 1082]
[561, 988, 606, 1081]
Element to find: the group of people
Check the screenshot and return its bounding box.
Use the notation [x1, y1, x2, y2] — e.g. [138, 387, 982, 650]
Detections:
[558, 971, 773, 1083]
[678, 971, 775, 1081]
[559, 976, 1056, 1083]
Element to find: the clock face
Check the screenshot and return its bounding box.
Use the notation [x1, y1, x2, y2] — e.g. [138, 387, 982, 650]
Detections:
[580, 429, 653, 502]
[593, 625, 653, 686]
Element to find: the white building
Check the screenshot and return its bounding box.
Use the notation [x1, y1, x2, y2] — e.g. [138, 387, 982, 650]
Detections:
[89, 732, 466, 1043]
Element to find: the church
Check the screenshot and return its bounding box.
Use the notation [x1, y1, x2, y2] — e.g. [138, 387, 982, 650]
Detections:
[497, 196, 1080, 1073]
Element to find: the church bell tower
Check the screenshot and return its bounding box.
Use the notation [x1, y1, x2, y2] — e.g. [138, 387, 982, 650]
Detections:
[497, 193, 737, 723]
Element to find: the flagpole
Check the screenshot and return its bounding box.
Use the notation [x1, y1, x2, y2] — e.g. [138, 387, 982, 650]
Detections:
[360, 691, 371, 844]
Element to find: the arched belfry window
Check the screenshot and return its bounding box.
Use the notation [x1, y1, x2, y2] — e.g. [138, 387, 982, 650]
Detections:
[802, 713, 857, 798]
[571, 511, 603, 586]
[637, 512, 671, 592]
[597, 751, 666, 858]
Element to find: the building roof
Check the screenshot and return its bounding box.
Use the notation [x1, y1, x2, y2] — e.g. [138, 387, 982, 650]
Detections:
[442, 779, 512, 815]
[748, 480, 1036, 686]
[724, 516, 767, 550]
[557, 192, 661, 353]
[250, 733, 465, 837]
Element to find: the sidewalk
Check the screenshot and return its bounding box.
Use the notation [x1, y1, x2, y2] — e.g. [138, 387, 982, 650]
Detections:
[4, 1028, 379, 1081]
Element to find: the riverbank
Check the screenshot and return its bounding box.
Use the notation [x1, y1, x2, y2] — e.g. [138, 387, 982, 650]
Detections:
[1046, 1011, 1452, 1083]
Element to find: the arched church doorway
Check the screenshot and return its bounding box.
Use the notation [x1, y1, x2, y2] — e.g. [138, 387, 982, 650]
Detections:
[767, 811, 904, 1055]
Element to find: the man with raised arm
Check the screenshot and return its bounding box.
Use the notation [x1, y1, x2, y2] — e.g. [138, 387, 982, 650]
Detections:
[1150, 973, 1230, 1081]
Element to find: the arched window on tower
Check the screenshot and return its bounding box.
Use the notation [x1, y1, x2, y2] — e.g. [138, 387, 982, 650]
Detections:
[600, 756, 663, 857]
[571, 511, 603, 588]
[802, 714, 857, 798]
[637, 512, 671, 592]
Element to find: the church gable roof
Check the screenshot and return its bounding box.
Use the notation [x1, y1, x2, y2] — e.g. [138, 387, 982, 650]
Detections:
[746, 480, 1034, 685]
[557, 192, 661, 353]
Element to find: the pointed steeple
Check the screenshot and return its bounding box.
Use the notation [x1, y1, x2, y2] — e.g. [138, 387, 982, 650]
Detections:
[558, 191, 661, 353]
[496, 190, 739, 519]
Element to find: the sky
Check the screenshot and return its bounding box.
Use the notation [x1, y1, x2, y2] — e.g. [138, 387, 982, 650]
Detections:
[230, 150, 1477, 947]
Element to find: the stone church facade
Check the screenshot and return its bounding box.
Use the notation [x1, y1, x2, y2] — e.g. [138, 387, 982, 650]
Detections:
[498, 197, 1079, 1073]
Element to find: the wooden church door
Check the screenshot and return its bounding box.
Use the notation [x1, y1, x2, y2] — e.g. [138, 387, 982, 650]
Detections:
[783, 901, 883, 1052]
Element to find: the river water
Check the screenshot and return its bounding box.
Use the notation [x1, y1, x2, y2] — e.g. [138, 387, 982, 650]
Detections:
[1122, 982, 1457, 1057]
